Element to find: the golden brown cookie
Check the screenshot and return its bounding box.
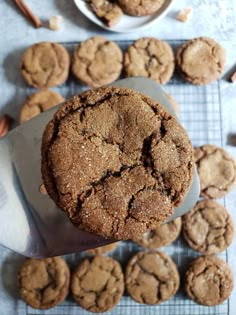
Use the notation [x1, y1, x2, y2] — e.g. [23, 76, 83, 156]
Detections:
[118, 0, 165, 16]
[176, 37, 226, 85]
[86, 0, 123, 26]
[19, 90, 65, 124]
[185, 255, 233, 306]
[41, 87, 194, 240]
[86, 242, 118, 255]
[21, 42, 70, 88]
[125, 251, 179, 304]
[18, 257, 70, 309]
[71, 256, 124, 312]
[124, 38, 174, 84]
[182, 200, 234, 254]
[72, 36, 123, 88]
[133, 218, 182, 249]
[195, 144, 236, 199]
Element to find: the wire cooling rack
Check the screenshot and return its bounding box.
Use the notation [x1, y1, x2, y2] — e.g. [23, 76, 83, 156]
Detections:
[23, 41, 229, 315]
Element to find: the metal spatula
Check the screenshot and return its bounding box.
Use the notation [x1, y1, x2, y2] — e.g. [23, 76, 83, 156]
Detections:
[0, 77, 200, 258]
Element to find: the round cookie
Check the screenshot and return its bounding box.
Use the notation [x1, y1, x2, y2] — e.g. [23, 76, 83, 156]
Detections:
[21, 42, 70, 88]
[194, 144, 236, 199]
[71, 256, 124, 313]
[183, 200, 234, 254]
[19, 90, 65, 124]
[18, 257, 70, 309]
[176, 37, 226, 85]
[124, 38, 174, 84]
[118, 0, 165, 16]
[41, 87, 194, 240]
[133, 217, 182, 249]
[72, 36, 123, 88]
[125, 251, 179, 304]
[86, 242, 118, 255]
[185, 255, 233, 306]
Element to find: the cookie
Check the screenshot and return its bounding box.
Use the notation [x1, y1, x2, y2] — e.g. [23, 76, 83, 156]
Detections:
[185, 255, 233, 306]
[86, 0, 123, 27]
[133, 217, 182, 249]
[125, 251, 179, 304]
[194, 144, 236, 199]
[124, 38, 174, 84]
[72, 36, 123, 88]
[18, 257, 70, 309]
[21, 42, 70, 88]
[182, 200, 234, 254]
[19, 90, 65, 124]
[166, 93, 179, 116]
[41, 87, 194, 240]
[71, 256, 124, 312]
[176, 37, 226, 85]
[118, 0, 165, 16]
[86, 242, 118, 255]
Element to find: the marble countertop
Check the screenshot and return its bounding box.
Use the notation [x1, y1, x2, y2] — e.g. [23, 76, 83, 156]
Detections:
[0, 0, 236, 314]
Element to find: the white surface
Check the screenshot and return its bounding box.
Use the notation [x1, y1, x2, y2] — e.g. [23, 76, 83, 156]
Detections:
[0, 0, 236, 314]
[73, 0, 173, 33]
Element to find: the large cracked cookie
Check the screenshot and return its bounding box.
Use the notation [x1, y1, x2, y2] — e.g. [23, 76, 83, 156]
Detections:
[185, 255, 233, 306]
[18, 257, 70, 309]
[125, 251, 179, 304]
[182, 200, 234, 254]
[71, 256, 124, 312]
[176, 37, 226, 85]
[124, 38, 174, 84]
[41, 87, 194, 240]
[118, 0, 165, 16]
[21, 42, 70, 88]
[72, 36, 123, 88]
[194, 144, 236, 199]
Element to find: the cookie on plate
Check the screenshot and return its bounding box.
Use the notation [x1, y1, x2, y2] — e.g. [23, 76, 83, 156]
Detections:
[124, 38, 174, 84]
[176, 37, 226, 85]
[86, 242, 119, 255]
[19, 90, 65, 124]
[72, 36, 123, 88]
[194, 144, 236, 199]
[182, 200, 234, 254]
[133, 217, 182, 249]
[18, 257, 70, 309]
[118, 0, 165, 16]
[86, 0, 123, 27]
[125, 251, 179, 304]
[41, 87, 194, 240]
[185, 255, 233, 306]
[21, 42, 70, 88]
[71, 256, 124, 313]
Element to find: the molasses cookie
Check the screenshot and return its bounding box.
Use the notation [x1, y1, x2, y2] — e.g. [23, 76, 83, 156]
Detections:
[118, 0, 165, 16]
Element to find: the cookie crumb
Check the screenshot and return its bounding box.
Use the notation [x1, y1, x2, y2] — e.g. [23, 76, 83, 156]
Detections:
[39, 184, 47, 195]
[230, 71, 236, 83]
[49, 15, 64, 31]
[176, 7, 193, 22]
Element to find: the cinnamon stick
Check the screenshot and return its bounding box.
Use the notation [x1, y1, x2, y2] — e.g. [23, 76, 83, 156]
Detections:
[14, 0, 42, 28]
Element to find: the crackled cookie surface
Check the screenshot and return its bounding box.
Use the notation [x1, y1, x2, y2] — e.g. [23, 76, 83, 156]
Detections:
[118, 0, 165, 16]
[176, 37, 226, 85]
[71, 256, 124, 312]
[18, 257, 70, 309]
[124, 38, 174, 84]
[185, 256, 233, 306]
[182, 200, 234, 254]
[41, 87, 194, 239]
[21, 42, 70, 88]
[125, 251, 179, 304]
[72, 36, 123, 88]
[194, 144, 236, 199]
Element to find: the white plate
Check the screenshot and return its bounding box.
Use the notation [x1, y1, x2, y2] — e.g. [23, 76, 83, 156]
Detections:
[74, 0, 174, 33]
